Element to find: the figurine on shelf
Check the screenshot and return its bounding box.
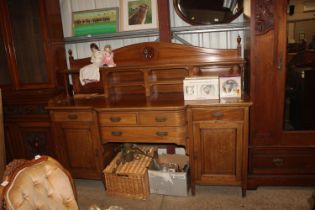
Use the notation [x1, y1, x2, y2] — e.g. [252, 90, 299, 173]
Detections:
[79, 43, 104, 86]
[102, 45, 116, 67]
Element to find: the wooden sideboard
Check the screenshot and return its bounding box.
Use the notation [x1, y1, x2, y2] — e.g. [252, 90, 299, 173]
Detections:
[47, 41, 251, 196]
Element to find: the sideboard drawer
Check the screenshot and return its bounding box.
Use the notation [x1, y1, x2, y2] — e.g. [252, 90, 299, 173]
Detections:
[193, 108, 244, 121]
[51, 111, 94, 122]
[98, 112, 137, 125]
[101, 126, 187, 145]
[250, 148, 315, 175]
[138, 111, 186, 126]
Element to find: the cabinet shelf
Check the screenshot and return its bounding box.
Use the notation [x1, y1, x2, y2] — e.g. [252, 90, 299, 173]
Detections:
[63, 22, 249, 45]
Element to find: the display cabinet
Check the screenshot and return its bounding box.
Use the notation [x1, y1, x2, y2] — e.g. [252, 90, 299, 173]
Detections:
[0, 0, 67, 161]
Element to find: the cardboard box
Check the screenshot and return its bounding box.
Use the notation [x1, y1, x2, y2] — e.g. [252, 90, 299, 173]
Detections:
[183, 77, 219, 100]
[148, 154, 190, 196]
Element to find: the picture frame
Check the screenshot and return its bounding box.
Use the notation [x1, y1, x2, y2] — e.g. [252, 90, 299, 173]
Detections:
[72, 8, 119, 37]
[120, 0, 158, 31]
[183, 77, 219, 100]
[219, 76, 242, 99]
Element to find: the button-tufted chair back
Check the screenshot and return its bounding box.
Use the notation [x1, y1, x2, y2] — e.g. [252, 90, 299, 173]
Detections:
[0, 156, 78, 210]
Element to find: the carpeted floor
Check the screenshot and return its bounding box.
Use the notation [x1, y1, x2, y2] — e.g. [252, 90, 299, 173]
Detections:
[75, 179, 315, 210]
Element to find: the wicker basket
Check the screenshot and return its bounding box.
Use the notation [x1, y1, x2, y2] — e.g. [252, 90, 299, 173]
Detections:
[103, 147, 154, 200]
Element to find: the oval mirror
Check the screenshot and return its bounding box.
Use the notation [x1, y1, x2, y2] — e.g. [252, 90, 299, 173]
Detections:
[173, 0, 244, 25]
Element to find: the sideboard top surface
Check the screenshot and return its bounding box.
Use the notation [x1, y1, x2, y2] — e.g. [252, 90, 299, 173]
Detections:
[51, 41, 251, 110]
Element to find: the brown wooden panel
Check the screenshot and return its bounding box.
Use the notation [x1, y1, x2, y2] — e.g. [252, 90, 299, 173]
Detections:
[98, 112, 137, 126]
[64, 128, 95, 169]
[54, 122, 103, 179]
[249, 148, 315, 175]
[0, 31, 10, 86]
[51, 111, 93, 122]
[138, 111, 186, 126]
[69, 42, 243, 71]
[8, 0, 47, 85]
[193, 121, 243, 186]
[201, 128, 236, 175]
[193, 108, 244, 121]
[101, 126, 187, 145]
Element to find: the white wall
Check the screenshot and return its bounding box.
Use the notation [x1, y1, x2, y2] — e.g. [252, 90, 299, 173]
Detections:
[60, 0, 248, 59]
[287, 0, 315, 45]
[288, 0, 315, 21]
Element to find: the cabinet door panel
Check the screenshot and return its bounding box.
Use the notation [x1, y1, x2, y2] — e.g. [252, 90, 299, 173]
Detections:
[7, 0, 48, 85]
[5, 122, 52, 160]
[64, 128, 95, 169]
[201, 128, 236, 175]
[194, 122, 243, 185]
[55, 122, 102, 179]
[0, 32, 10, 85]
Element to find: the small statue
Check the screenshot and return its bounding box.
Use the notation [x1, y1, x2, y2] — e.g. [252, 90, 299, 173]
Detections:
[79, 43, 104, 86]
[102, 45, 116, 67]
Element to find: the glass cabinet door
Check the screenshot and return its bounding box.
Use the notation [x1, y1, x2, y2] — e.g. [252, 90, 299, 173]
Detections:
[0, 31, 11, 86]
[7, 0, 48, 85]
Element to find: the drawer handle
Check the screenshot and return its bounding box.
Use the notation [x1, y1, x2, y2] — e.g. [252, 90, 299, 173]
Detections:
[111, 131, 122, 136]
[211, 112, 224, 118]
[67, 114, 78, 120]
[272, 158, 284, 167]
[156, 131, 168, 137]
[110, 117, 121, 122]
[155, 116, 167, 122]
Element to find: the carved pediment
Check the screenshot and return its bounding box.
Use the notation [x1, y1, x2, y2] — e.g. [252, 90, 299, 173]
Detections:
[255, 0, 274, 35]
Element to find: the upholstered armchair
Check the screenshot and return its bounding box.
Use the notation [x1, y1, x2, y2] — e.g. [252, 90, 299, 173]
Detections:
[0, 155, 78, 210]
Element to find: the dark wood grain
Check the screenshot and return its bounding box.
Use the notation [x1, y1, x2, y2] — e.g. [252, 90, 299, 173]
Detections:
[0, 0, 67, 161]
[249, 0, 315, 188]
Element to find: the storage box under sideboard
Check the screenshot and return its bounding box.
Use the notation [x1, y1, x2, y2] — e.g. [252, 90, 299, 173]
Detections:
[103, 147, 154, 200]
[148, 154, 190, 196]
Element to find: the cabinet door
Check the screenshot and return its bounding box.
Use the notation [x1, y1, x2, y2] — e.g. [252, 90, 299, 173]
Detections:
[0, 31, 10, 86]
[5, 122, 52, 160]
[54, 122, 103, 179]
[0, 0, 66, 89]
[193, 121, 243, 185]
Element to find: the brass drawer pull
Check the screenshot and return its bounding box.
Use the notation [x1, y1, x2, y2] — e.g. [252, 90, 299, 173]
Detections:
[156, 131, 168, 137]
[67, 114, 78, 120]
[272, 158, 284, 167]
[111, 131, 122, 136]
[211, 112, 224, 118]
[110, 116, 121, 122]
[155, 116, 167, 122]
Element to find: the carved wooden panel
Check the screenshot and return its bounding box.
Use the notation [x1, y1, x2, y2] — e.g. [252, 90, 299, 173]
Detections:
[143, 46, 155, 60]
[255, 0, 274, 35]
[4, 104, 48, 116]
[24, 131, 50, 159]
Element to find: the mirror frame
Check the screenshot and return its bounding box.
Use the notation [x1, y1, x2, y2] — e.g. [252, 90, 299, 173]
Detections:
[173, 0, 244, 25]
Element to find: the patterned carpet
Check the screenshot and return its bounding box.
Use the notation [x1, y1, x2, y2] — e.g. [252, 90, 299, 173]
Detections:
[75, 179, 315, 210]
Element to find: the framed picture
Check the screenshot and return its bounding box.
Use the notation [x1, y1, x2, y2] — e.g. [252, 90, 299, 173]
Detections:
[183, 77, 219, 100]
[72, 8, 119, 37]
[219, 76, 242, 99]
[120, 0, 158, 31]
